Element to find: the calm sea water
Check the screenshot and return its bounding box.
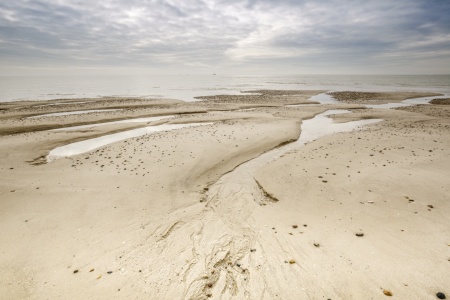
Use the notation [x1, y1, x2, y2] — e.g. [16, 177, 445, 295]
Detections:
[0, 75, 449, 102]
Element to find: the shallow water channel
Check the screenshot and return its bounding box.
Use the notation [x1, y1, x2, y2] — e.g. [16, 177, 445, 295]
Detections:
[47, 122, 210, 162]
[206, 110, 382, 205]
[364, 95, 448, 109]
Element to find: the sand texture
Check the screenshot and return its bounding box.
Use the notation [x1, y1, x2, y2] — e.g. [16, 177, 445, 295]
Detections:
[0, 90, 449, 299]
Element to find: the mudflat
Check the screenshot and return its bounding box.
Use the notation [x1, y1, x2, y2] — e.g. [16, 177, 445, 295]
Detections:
[0, 90, 448, 299]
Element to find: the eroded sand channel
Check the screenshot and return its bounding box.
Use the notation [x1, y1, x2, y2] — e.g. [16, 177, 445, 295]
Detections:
[151, 110, 382, 299]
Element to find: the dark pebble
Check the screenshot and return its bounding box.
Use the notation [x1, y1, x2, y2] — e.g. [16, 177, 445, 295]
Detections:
[356, 233, 364, 237]
[107, 271, 113, 274]
[73, 270, 79, 274]
[436, 292, 446, 299]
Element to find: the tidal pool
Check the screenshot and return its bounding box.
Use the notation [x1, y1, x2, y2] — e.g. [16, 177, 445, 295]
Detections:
[364, 95, 449, 109]
[47, 122, 211, 161]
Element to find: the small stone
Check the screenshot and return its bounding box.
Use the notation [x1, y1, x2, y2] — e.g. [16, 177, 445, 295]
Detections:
[107, 271, 113, 274]
[292, 225, 298, 228]
[356, 233, 364, 237]
[428, 205, 434, 209]
[314, 243, 320, 247]
[436, 292, 446, 299]
[288, 259, 296, 264]
[89, 269, 94, 272]
[383, 289, 393, 296]
[73, 270, 79, 274]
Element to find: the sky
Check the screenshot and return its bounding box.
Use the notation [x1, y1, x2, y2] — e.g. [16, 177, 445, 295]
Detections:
[0, 0, 449, 76]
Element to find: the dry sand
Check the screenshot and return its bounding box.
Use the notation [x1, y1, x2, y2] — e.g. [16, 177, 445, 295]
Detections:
[0, 91, 448, 299]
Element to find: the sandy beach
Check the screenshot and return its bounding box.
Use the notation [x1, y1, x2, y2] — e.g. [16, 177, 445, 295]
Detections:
[0, 90, 449, 299]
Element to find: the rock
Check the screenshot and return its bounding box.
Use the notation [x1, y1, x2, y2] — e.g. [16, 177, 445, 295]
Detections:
[73, 270, 79, 274]
[428, 205, 434, 209]
[107, 271, 113, 274]
[436, 292, 446, 299]
[288, 259, 296, 264]
[314, 243, 320, 247]
[292, 225, 298, 228]
[356, 233, 364, 237]
[383, 289, 393, 296]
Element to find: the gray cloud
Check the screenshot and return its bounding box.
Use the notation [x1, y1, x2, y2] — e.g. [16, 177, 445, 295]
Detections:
[0, 0, 449, 74]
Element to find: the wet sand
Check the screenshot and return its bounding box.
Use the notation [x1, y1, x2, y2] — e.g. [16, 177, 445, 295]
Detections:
[0, 90, 448, 299]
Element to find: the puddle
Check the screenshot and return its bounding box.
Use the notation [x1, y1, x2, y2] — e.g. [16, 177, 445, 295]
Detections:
[308, 92, 337, 104]
[28, 109, 121, 118]
[285, 92, 337, 107]
[364, 95, 448, 109]
[50, 115, 174, 131]
[47, 122, 212, 161]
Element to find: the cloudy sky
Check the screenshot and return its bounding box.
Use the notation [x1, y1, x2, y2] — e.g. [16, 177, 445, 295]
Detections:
[0, 0, 449, 75]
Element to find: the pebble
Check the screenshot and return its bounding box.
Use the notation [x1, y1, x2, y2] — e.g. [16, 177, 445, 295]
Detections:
[436, 292, 446, 299]
[73, 270, 79, 274]
[383, 289, 393, 296]
[356, 233, 364, 237]
[288, 259, 296, 264]
[292, 225, 298, 228]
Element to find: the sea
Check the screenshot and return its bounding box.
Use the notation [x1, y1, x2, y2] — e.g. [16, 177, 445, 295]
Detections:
[0, 74, 449, 103]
